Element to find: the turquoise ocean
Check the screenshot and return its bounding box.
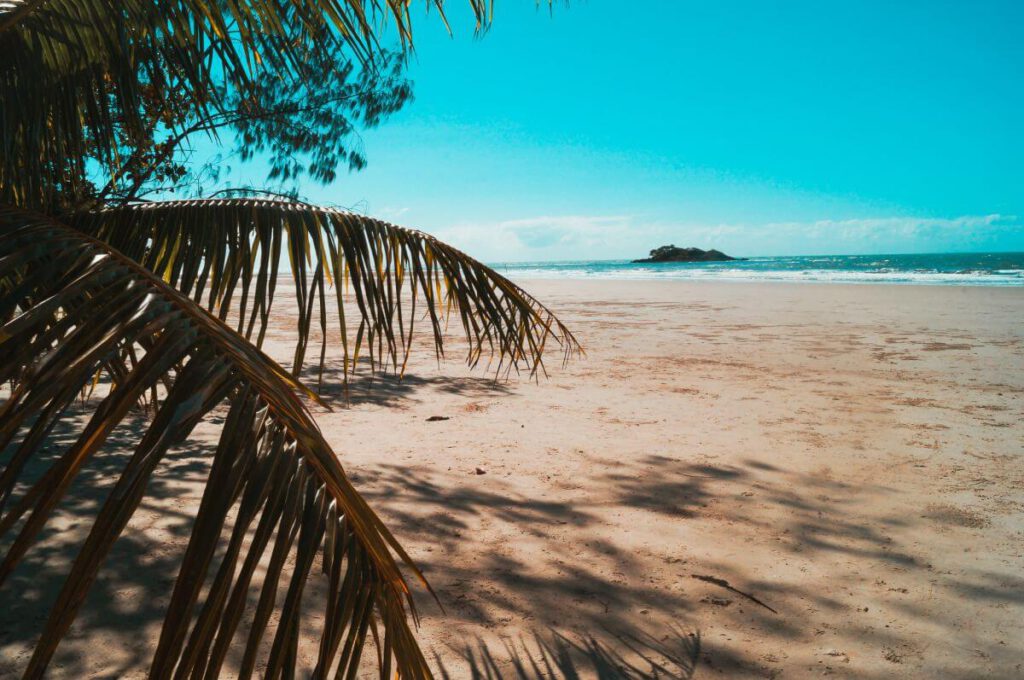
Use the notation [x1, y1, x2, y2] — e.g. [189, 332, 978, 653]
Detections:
[491, 252, 1024, 286]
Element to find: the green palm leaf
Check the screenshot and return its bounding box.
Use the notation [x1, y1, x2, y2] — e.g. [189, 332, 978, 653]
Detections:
[0, 0, 496, 210]
[0, 204, 437, 678]
[70, 198, 579, 386]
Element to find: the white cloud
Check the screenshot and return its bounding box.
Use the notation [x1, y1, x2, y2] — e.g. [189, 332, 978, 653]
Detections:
[376, 206, 411, 221]
[748, 214, 1020, 254]
[791, 214, 1012, 240]
[432, 213, 1021, 262]
[434, 215, 659, 261]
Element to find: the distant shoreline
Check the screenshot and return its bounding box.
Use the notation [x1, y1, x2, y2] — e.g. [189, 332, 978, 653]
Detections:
[492, 275, 1024, 288]
[487, 253, 1024, 287]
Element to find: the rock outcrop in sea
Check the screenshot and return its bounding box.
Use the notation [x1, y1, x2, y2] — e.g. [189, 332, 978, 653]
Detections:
[632, 245, 741, 263]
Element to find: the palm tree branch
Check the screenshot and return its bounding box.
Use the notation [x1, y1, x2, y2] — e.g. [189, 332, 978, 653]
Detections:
[0, 203, 434, 678]
[0, 0, 495, 209]
[70, 198, 581, 387]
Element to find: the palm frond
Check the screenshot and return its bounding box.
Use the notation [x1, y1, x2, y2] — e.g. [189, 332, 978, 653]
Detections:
[0, 0, 497, 210]
[70, 198, 580, 386]
[0, 203, 434, 678]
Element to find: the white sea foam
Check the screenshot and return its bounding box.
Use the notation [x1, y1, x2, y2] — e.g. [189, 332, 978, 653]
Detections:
[495, 265, 1024, 286]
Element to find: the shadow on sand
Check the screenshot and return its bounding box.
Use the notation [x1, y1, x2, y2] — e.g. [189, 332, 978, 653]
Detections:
[2, 367, 1020, 678]
[434, 627, 701, 680]
[303, 359, 514, 408]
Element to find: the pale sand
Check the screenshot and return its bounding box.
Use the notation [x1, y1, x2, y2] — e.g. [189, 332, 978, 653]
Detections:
[3, 280, 1022, 678]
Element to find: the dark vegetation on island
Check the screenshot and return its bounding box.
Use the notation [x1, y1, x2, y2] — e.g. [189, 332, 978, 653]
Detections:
[632, 245, 743, 263]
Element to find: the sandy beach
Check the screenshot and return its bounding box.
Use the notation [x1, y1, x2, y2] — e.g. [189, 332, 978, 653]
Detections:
[3, 279, 1022, 678]
[7, 0, 1024, 677]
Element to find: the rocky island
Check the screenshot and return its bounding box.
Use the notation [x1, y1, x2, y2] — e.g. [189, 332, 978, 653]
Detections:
[632, 245, 741, 263]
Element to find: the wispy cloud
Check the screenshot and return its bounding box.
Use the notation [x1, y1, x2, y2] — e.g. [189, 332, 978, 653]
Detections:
[435, 215, 669, 261]
[434, 213, 1021, 261]
[376, 206, 411, 221]
[781, 214, 1015, 241]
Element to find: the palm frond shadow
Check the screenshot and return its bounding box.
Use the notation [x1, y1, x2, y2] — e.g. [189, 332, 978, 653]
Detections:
[303, 360, 514, 408]
[433, 627, 701, 680]
[0, 410, 213, 678]
[346, 452, 999, 677]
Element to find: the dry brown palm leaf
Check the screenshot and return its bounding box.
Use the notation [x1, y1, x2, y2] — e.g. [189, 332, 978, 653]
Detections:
[0, 204, 435, 678]
[70, 198, 580, 386]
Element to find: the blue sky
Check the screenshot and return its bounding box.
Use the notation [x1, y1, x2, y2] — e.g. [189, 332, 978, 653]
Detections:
[216, 1, 1023, 261]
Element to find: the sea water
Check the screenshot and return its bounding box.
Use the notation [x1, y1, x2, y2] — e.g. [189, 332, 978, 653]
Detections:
[490, 252, 1024, 286]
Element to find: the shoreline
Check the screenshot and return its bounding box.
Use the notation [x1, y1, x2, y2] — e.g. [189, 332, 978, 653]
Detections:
[498, 275, 1024, 289]
[486, 251, 1024, 287]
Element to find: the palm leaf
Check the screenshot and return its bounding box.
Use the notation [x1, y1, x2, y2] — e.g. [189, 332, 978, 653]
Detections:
[0, 203, 435, 678]
[70, 198, 579, 386]
[0, 0, 496, 210]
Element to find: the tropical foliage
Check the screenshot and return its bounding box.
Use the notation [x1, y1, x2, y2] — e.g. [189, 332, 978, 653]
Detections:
[0, 1, 574, 677]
